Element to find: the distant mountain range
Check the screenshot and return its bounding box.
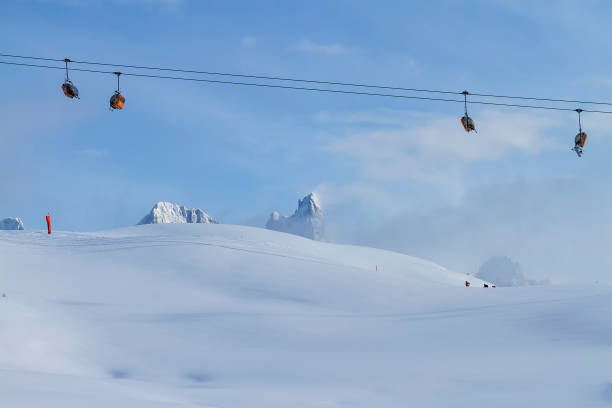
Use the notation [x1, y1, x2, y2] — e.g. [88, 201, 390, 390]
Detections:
[137, 195, 324, 241]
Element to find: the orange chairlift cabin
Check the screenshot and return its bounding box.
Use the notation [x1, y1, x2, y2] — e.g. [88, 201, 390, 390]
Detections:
[460, 90, 476, 133]
[110, 72, 126, 110]
[572, 109, 587, 157]
[61, 58, 79, 99]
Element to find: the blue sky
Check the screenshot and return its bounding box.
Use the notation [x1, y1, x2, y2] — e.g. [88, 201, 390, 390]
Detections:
[3, 0, 612, 281]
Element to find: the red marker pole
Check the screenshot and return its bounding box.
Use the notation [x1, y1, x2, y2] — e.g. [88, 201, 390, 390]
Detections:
[46, 214, 52, 235]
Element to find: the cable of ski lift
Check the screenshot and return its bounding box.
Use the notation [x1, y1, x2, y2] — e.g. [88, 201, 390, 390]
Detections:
[3, 52, 612, 107]
[2, 59, 612, 114]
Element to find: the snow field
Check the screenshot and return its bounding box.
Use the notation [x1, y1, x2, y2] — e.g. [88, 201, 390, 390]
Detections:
[0, 224, 611, 407]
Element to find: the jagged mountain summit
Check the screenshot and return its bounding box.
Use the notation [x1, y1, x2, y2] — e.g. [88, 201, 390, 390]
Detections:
[266, 192, 324, 240]
[138, 202, 217, 225]
[0, 217, 25, 230]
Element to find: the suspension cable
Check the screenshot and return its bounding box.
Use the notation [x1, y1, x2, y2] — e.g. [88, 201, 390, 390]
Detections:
[3, 52, 612, 107]
[2, 59, 612, 114]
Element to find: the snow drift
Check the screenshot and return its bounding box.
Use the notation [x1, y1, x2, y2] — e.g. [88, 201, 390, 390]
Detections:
[138, 201, 216, 225]
[266, 192, 324, 240]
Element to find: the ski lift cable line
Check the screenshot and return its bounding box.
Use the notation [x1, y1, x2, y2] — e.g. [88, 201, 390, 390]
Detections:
[0, 52, 458, 97]
[3, 60, 612, 114]
[3, 52, 612, 107]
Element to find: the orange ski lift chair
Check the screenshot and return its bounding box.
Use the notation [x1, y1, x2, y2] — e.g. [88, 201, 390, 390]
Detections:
[110, 72, 126, 110]
[61, 58, 79, 99]
[460, 90, 476, 133]
[572, 109, 587, 157]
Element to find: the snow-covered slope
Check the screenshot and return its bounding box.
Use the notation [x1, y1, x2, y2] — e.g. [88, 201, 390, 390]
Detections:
[138, 201, 216, 225]
[0, 224, 611, 407]
[0, 217, 24, 230]
[266, 192, 324, 240]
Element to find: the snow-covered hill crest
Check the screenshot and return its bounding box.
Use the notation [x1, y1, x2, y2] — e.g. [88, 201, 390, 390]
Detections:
[138, 202, 217, 225]
[0, 217, 24, 230]
[266, 192, 324, 240]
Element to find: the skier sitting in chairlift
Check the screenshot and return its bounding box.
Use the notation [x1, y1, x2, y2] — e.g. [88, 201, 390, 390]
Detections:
[461, 115, 476, 132]
[572, 131, 587, 157]
[572, 109, 587, 157]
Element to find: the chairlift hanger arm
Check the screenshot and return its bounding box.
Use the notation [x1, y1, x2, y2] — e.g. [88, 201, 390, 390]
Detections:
[64, 58, 71, 81]
[114, 71, 122, 92]
[462, 90, 469, 116]
[576, 108, 584, 132]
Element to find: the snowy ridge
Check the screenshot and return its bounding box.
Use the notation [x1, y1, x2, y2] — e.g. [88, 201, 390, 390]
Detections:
[266, 192, 324, 240]
[138, 201, 216, 225]
[0, 217, 24, 230]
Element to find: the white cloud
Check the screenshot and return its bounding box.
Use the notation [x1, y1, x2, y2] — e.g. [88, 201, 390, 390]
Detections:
[314, 108, 612, 283]
[355, 178, 612, 283]
[314, 181, 403, 214]
[323, 109, 563, 183]
[294, 39, 350, 55]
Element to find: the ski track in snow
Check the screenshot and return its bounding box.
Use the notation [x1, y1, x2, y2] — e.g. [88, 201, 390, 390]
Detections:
[0, 224, 611, 407]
